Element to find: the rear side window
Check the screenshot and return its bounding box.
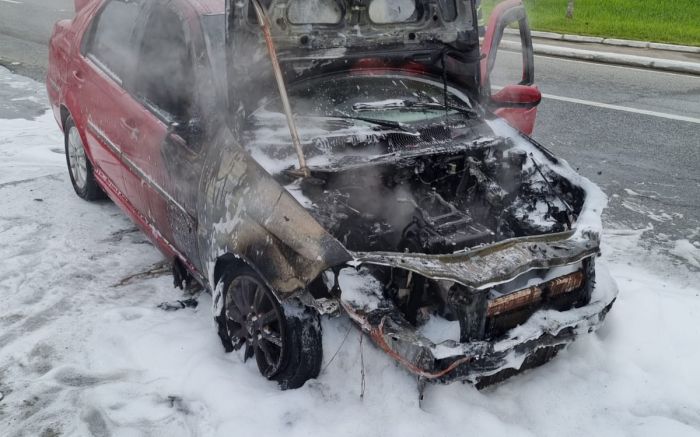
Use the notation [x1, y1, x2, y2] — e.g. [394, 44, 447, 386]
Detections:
[133, 6, 194, 120]
[85, 0, 141, 81]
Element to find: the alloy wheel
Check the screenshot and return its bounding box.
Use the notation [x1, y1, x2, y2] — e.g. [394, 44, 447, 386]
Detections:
[67, 126, 88, 191]
[224, 275, 286, 378]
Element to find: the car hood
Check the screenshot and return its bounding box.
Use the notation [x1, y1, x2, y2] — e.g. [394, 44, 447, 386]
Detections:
[351, 230, 598, 290]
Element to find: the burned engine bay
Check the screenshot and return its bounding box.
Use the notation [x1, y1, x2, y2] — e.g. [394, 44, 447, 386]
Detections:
[245, 77, 582, 257]
[231, 64, 617, 385]
[248, 119, 583, 256]
[245, 104, 595, 345]
[295, 136, 581, 255]
[211, 0, 615, 387]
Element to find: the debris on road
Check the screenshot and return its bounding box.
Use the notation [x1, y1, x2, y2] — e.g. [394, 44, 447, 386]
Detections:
[157, 298, 200, 312]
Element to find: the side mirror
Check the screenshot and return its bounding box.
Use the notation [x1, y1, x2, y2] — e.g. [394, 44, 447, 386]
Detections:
[74, 0, 90, 13]
[491, 85, 541, 109]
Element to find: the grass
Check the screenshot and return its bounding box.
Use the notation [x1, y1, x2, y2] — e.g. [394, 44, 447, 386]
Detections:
[480, 0, 700, 46]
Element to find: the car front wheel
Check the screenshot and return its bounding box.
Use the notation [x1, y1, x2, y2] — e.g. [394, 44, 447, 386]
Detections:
[217, 266, 323, 389]
[64, 115, 104, 201]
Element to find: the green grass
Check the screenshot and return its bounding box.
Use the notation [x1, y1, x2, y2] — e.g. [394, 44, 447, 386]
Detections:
[480, 0, 700, 46]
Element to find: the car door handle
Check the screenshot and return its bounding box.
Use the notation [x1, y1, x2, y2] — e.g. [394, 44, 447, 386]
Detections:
[120, 118, 140, 139]
[72, 70, 85, 82]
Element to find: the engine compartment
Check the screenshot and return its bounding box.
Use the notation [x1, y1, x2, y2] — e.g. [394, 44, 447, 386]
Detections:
[246, 97, 591, 343]
[294, 134, 583, 255]
[278, 131, 591, 340]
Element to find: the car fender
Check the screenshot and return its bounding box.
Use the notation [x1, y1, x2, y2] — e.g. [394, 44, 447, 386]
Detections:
[197, 127, 352, 297]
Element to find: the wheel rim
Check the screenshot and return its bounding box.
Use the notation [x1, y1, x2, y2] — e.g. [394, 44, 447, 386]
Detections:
[68, 126, 88, 191]
[224, 275, 286, 378]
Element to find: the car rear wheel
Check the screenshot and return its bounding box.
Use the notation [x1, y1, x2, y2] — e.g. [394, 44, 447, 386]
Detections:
[64, 116, 105, 201]
[218, 266, 323, 389]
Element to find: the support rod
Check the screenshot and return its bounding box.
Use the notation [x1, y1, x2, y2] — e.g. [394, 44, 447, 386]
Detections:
[251, 0, 309, 177]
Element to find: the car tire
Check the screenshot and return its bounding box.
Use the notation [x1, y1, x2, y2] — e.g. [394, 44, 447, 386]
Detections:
[217, 266, 323, 390]
[64, 115, 105, 201]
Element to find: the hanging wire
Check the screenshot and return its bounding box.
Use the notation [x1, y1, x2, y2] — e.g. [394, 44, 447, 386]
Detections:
[360, 333, 366, 399]
[321, 323, 353, 374]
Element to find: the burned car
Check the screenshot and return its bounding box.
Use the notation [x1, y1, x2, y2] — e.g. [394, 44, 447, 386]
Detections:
[48, 0, 617, 390]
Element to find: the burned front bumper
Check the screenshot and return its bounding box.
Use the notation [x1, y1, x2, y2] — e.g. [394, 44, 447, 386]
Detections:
[341, 264, 616, 385]
[341, 232, 618, 386]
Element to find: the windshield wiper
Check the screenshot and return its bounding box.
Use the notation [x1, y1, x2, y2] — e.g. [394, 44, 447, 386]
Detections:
[328, 113, 420, 135]
[406, 101, 476, 118]
[351, 99, 476, 118]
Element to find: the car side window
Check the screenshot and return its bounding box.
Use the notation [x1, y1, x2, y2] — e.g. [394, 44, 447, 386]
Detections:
[85, 0, 141, 82]
[133, 6, 194, 121]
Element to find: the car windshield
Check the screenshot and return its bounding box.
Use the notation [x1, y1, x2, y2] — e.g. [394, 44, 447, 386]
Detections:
[245, 72, 477, 172]
[257, 73, 473, 124]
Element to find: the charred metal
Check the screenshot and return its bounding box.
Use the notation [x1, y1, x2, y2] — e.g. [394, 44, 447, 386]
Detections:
[196, 0, 617, 388]
[289, 136, 581, 254]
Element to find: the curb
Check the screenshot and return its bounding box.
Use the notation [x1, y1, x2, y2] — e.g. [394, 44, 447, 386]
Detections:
[499, 40, 700, 75]
[504, 28, 700, 54]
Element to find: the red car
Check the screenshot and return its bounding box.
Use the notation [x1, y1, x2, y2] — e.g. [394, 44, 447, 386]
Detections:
[48, 0, 616, 390]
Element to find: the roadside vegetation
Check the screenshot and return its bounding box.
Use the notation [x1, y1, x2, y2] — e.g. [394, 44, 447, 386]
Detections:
[481, 0, 700, 46]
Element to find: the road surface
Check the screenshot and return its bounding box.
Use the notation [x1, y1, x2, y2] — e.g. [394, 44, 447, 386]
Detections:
[0, 0, 73, 79]
[1, 0, 699, 261]
[494, 51, 700, 252]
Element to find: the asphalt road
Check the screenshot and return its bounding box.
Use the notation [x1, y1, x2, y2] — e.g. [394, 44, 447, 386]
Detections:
[492, 51, 700, 253]
[1, 0, 699, 260]
[0, 0, 73, 79]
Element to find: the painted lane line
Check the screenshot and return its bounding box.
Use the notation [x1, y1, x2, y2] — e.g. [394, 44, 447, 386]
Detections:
[540, 93, 700, 124]
[0, 0, 22, 4]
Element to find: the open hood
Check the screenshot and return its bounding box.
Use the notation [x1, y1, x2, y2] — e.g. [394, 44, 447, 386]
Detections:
[226, 0, 480, 52]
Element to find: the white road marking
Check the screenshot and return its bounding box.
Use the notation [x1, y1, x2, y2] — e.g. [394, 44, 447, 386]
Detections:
[0, 0, 22, 4]
[540, 93, 700, 124]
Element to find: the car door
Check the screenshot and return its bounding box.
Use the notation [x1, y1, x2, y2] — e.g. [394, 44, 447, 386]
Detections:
[480, 0, 541, 135]
[76, 0, 144, 200]
[120, 1, 204, 268]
